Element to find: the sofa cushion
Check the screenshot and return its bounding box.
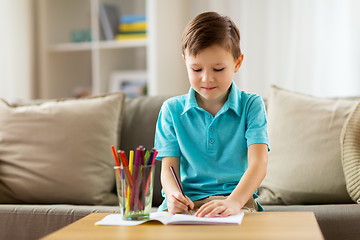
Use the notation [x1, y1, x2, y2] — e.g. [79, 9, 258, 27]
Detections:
[264, 204, 360, 240]
[258, 86, 357, 205]
[341, 103, 360, 203]
[0, 204, 119, 240]
[120, 95, 171, 207]
[0, 93, 125, 205]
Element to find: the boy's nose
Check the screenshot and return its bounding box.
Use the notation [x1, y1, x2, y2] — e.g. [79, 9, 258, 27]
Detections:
[201, 72, 214, 83]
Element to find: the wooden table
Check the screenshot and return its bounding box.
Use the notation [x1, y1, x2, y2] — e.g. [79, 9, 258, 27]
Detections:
[41, 212, 324, 240]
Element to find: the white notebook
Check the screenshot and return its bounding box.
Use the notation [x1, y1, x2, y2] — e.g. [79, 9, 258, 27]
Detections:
[95, 211, 245, 226]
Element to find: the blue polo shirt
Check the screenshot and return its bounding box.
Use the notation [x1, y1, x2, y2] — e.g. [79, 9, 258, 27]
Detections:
[155, 82, 269, 211]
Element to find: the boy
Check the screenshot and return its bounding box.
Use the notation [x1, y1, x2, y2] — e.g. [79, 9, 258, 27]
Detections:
[155, 12, 269, 217]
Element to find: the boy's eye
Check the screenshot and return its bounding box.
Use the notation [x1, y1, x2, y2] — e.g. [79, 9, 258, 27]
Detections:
[192, 68, 202, 72]
[214, 68, 224, 72]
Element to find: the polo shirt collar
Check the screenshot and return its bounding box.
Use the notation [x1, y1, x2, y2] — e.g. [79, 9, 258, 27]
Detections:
[182, 82, 241, 117]
[222, 82, 241, 117]
[182, 87, 199, 115]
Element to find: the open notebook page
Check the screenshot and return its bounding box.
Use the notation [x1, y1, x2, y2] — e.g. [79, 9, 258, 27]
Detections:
[95, 211, 244, 226]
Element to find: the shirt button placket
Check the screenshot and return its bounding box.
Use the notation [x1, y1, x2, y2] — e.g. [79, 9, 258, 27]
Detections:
[206, 114, 215, 151]
[209, 126, 214, 145]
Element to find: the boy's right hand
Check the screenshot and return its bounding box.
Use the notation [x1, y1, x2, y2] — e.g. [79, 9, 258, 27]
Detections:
[167, 192, 194, 214]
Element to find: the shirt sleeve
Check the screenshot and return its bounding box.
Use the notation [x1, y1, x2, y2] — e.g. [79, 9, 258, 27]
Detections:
[244, 95, 270, 151]
[154, 101, 181, 160]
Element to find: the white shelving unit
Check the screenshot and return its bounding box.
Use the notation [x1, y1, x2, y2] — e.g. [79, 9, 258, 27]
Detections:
[37, 0, 190, 99]
[38, 0, 147, 98]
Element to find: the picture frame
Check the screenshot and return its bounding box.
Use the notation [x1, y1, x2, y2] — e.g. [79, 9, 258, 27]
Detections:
[109, 70, 147, 98]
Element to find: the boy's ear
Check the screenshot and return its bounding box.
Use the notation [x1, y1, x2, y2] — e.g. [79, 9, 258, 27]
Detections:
[234, 54, 244, 73]
[182, 54, 186, 61]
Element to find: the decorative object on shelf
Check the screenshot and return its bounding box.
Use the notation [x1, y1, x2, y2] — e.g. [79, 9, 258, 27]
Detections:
[99, 3, 120, 41]
[70, 29, 92, 43]
[116, 14, 146, 41]
[109, 70, 147, 98]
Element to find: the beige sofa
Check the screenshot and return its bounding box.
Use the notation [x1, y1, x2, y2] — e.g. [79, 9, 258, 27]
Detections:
[0, 86, 359, 240]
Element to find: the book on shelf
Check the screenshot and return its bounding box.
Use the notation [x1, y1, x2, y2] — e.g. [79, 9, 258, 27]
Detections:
[119, 22, 147, 32]
[120, 15, 146, 24]
[117, 14, 146, 41]
[115, 33, 146, 41]
[99, 3, 119, 40]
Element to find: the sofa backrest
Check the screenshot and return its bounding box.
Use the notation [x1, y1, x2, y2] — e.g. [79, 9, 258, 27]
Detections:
[120, 95, 172, 206]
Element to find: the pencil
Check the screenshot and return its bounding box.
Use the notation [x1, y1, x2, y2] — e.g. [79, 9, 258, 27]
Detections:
[170, 166, 185, 196]
[117, 150, 133, 187]
[145, 149, 154, 166]
[126, 150, 134, 212]
[120, 162, 126, 214]
[170, 166, 191, 212]
[111, 146, 121, 167]
[111, 146, 122, 179]
[130, 148, 142, 210]
[143, 149, 156, 197]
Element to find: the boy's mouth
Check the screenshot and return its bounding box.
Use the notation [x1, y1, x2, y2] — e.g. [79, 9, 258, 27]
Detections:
[201, 87, 217, 91]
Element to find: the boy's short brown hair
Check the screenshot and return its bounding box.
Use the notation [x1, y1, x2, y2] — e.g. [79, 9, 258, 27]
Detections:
[182, 12, 241, 60]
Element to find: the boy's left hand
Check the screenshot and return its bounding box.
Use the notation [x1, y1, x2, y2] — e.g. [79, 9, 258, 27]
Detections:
[194, 198, 241, 218]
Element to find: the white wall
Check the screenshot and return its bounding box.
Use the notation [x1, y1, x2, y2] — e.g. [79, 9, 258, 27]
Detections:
[0, 0, 35, 102]
[189, 0, 360, 98]
[147, 0, 191, 96]
[0, 0, 358, 101]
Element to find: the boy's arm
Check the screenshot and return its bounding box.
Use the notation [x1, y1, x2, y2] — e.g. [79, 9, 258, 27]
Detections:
[195, 143, 268, 217]
[161, 157, 194, 213]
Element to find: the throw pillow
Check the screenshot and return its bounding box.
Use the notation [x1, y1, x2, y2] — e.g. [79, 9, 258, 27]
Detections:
[0, 93, 125, 205]
[341, 103, 360, 203]
[258, 86, 357, 205]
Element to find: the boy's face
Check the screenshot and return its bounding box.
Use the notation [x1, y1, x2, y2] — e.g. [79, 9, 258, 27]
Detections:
[184, 44, 243, 105]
